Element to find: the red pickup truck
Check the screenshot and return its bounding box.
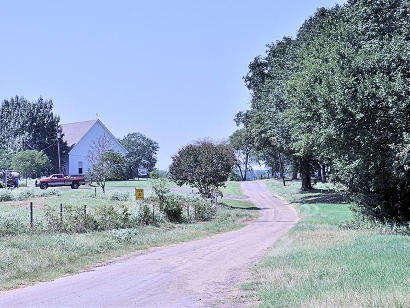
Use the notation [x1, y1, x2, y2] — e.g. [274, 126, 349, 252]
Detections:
[35, 174, 86, 190]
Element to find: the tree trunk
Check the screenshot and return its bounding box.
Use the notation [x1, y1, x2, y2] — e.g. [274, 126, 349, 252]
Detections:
[237, 164, 244, 181]
[278, 153, 286, 187]
[292, 169, 298, 180]
[300, 157, 312, 191]
[317, 166, 322, 183]
[321, 164, 326, 182]
[244, 152, 249, 181]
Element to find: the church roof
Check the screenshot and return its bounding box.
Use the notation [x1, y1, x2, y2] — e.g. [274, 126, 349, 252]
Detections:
[61, 120, 98, 147]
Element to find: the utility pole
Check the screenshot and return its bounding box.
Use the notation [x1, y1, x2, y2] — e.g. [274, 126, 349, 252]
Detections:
[57, 126, 61, 174]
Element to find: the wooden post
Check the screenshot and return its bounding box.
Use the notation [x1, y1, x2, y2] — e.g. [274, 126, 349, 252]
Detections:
[152, 204, 155, 222]
[60, 203, 63, 222]
[95, 187, 97, 197]
[30, 202, 33, 228]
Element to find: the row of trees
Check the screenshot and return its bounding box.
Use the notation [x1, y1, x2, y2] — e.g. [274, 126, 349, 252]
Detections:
[233, 0, 410, 223]
[0, 96, 160, 183]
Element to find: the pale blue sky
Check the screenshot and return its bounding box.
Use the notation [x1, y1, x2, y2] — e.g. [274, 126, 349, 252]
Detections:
[1, 0, 346, 169]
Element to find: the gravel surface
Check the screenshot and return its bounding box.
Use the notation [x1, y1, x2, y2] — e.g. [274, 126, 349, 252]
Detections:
[0, 181, 299, 307]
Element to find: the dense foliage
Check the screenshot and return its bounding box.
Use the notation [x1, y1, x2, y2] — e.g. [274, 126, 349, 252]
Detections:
[0, 96, 68, 172]
[11, 150, 50, 179]
[169, 141, 236, 198]
[240, 0, 410, 223]
[120, 132, 159, 179]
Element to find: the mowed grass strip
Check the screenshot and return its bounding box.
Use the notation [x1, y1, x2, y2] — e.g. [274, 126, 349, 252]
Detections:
[0, 183, 259, 290]
[243, 180, 410, 307]
[221, 181, 245, 197]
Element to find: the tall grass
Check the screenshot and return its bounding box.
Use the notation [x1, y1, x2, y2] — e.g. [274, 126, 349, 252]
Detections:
[0, 205, 258, 290]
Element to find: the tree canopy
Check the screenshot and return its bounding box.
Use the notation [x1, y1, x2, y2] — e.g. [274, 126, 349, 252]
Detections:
[120, 132, 159, 179]
[239, 0, 410, 223]
[169, 141, 235, 198]
[11, 150, 50, 179]
[0, 96, 68, 172]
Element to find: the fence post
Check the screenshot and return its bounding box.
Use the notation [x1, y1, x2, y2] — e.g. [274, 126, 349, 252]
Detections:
[94, 187, 97, 197]
[152, 204, 155, 222]
[30, 202, 33, 228]
[60, 203, 63, 222]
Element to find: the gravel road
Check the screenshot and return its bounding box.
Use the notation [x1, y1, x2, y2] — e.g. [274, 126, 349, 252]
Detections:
[0, 181, 298, 307]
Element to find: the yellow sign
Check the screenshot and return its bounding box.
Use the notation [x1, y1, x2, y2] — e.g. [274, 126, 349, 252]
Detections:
[135, 189, 144, 200]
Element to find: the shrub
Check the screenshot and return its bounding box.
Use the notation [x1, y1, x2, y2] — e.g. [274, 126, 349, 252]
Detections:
[162, 195, 183, 222]
[149, 169, 160, 179]
[94, 204, 133, 230]
[151, 178, 170, 211]
[109, 191, 130, 201]
[38, 188, 61, 197]
[109, 228, 139, 243]
[0, 190, 13, 202]
[13, 189, 35, 201]
[44, 204, 95, 233]
[138, 203, 153, 225]
[0, 216, 27, 236]
[192, 198, 216, 221]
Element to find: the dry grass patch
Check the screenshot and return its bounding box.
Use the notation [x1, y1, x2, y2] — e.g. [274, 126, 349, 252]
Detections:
[303, 289, 410, 308]
[293, 229, 355, 249]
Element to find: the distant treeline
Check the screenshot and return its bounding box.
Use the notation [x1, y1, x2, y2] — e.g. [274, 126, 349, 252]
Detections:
[235, 1, 410, 223]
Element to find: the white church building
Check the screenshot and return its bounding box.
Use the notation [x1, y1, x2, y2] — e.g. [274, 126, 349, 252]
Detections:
[61, 119, 128, 175]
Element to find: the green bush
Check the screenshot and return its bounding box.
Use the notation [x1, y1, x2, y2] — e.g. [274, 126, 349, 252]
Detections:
[13, 189, 35, 201]
[94, 204, 133, 231]
[162, 195, 184, 222]
[151, 178, 170, 211]
[109, 228, 139, 243]
[138, 203, 153, 225]
[0, 190, 13, 202]
[44, 204, 95, 233]
[38, 188, 61, 197]
[0, 215, 27, 236]
[109, 191, 130, 201]
[149, 169, 160, 179]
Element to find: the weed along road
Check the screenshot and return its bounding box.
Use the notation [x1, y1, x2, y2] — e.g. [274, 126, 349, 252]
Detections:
[0, 181, 298, 307]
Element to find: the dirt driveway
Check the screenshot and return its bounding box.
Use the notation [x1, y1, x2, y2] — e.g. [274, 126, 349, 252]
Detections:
[0, 181, 298, 307]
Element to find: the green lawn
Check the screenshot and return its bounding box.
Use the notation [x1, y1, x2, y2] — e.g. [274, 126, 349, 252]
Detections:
[242, 180, 410, 307]
[220, 181, 245, 197]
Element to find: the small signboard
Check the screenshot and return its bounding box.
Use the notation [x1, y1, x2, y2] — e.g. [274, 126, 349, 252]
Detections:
[135, 188, 144, 200]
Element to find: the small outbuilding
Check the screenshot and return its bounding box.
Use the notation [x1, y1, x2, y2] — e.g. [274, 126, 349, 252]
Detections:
[61, 119, 127, 175]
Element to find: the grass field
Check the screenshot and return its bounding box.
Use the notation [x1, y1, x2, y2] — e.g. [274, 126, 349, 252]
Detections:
[242, 180, 410, 307]
[221, 181, 245, 197]
[0, 179, 259, 290]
